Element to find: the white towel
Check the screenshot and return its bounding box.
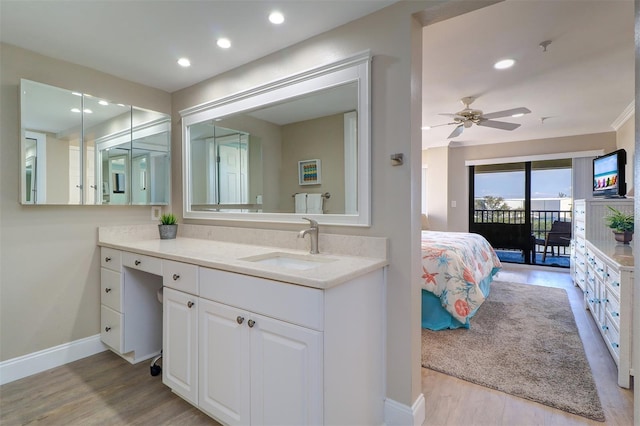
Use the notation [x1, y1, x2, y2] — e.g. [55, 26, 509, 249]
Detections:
[295, 193, 307, 213]
[307, 193, 323, 214]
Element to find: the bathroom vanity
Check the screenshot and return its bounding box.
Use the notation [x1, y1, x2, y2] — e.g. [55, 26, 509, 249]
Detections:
[98, 224, 388, 425]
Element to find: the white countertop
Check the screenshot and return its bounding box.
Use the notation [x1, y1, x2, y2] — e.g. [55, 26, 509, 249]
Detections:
[587, 239, 634, 269]
[99, 234, 388, 290]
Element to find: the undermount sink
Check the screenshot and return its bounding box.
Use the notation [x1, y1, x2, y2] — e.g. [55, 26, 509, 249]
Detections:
[240, 252, 336, 270]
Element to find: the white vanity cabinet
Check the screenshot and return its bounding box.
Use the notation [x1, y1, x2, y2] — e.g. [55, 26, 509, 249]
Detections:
[100, 248, 163, 364]
[162, 260, 199, 405]
[100, 241, 386, 425]
[197, 269, 323, 426]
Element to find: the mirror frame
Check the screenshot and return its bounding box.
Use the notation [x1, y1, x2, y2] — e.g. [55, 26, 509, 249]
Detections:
[180, 51, 371, 226]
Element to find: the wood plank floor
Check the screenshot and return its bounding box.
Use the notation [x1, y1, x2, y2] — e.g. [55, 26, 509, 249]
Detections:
[0, 265, 634, 425]
[0, 351, 220, 425]
[422, 264, 635, 426]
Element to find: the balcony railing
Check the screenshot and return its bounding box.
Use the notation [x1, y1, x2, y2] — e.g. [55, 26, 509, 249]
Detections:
[474, 209, 573, 256]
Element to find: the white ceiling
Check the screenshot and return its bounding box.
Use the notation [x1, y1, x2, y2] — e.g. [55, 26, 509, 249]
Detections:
[0, 0, 395, 93]
[2, 0, 634, 151]
[422, 0, 635, 148]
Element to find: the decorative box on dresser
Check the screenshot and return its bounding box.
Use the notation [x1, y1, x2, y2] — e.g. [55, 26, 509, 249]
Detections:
[571, 199, 634, 388]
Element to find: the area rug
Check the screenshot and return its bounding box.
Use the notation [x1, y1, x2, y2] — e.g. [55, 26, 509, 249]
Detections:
[421, 281, 605, 422]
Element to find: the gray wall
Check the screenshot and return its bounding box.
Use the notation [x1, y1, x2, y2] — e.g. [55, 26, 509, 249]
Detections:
[0, 43, 171, 361]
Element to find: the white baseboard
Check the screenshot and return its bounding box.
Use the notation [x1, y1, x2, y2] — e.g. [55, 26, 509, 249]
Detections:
[384, 393, 425, 426]
[0, 334, 107, 385]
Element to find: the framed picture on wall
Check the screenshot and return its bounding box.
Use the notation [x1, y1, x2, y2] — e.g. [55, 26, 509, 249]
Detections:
[298, 159, 321, 185]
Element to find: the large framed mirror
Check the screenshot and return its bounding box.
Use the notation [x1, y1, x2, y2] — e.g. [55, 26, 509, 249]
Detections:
[20, 79, 170, 205]
[181, 51, 371, 226]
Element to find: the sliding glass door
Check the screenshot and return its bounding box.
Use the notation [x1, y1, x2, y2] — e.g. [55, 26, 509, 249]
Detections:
[469, 159, 572, 266]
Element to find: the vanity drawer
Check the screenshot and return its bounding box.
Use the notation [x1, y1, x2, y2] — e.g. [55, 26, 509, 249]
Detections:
[123, 252, 162, 276]
[163, 260, 198, 295]
[199, 268, 324, 331]
[101, 305, 124, 353]
[101, 268, 123, 311]
[101, 247, 122, 272]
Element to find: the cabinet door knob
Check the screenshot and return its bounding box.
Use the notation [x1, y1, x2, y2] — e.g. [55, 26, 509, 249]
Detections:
[105, 256, 112, 262]
[105, 288, 111, 293]
[236, 316, 244, 325]
[187, 301, 195, 308]
[172, 274, 180, 281]
[105, 326, 111, 332]
[248, 319, 256, 328]
[135, 260, 141, 266]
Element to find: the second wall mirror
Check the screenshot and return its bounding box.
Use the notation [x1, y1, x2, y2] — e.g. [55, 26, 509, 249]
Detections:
[20, 79, 171, 205]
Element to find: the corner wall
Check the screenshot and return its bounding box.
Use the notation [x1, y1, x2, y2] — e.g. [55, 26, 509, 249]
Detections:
[0, 43, 171, 361]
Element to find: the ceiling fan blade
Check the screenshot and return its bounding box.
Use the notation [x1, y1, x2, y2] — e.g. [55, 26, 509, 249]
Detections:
[438, 113, 466, 120]
[481, 107, 531, 120]
[477, 119, 520, 131]
[427, 122, 456, 129]
[448, 124, 464, 138]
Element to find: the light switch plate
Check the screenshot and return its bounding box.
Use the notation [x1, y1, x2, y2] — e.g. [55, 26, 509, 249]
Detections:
[151, 206, 162, 221]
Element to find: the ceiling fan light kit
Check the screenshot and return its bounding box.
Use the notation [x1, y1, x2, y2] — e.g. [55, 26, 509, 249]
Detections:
[432, 96, 531, 139]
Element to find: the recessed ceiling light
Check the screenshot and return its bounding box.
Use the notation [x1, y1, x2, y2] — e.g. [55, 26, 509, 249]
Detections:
[269, 11, 284, 24]
[177, 57, 191, 67]
[83, 109, 93, 114]
[494, 58, 515, 70]
[217, 38, 231, 49]
[422, 126, 432, 130]
[99, 100, 109, 106]
[72, 92, 82, 97]
[71, 108, 81, 113]
[511, 113, 524, 118]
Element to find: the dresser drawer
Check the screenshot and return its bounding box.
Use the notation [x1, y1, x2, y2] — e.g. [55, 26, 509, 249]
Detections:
[199, 268, 324, 331]
[603, 287, 621, 327]
[605, 268, 621, 297]
[101, 268, 123, 311]
[602, 316, 620, 362]
[123, 252, 162, 276]
[101, 305, 124, 352]
[101, 247, 122, 272]
[163, 260, 198, 295]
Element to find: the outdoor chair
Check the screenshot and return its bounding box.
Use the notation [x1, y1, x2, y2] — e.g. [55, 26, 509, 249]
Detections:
[538, 220, 572, 262]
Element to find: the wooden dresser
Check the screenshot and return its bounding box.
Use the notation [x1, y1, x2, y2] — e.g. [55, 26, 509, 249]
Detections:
[571, 199, 634, 387]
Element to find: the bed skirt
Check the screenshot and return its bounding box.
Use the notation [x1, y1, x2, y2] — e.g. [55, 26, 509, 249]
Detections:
[421, 268, 498, 331]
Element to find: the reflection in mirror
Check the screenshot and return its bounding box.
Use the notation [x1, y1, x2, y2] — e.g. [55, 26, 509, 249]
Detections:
[182, 52, 370, 225]
[21, 80, 82, 204]
[20, 79, 170, 205]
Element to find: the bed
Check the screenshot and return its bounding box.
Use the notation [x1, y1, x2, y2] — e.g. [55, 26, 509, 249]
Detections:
[421, 230, 502, 330]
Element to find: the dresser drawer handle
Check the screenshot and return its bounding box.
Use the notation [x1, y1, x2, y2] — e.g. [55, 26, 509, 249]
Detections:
[187, 301, 195, 308]
[236, 316, 244, 325]
[105, 326, 111, 332]
[105, 256, 112, 262]
[248, 319, 256, 328]
[105, 288, 111, 293]
[611, 311, 620, 317]
[172, 274, 180, 281]
[611, 342, 619, 349]
[602, 325, 608, 331]
[135, 260, 141, 266]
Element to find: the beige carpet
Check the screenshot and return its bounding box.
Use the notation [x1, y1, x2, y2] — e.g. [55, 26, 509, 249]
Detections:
[421, 281, 605, 422]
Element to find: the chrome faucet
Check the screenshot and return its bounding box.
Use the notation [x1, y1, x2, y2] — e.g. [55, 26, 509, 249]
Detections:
[298, 217, 319, 254]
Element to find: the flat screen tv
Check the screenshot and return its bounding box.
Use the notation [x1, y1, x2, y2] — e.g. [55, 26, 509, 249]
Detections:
[593, 149, 627, 198]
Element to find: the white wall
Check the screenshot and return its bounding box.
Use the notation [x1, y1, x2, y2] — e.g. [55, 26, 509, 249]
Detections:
[0, 43, 171, 362]
[424, 132, 618, 231]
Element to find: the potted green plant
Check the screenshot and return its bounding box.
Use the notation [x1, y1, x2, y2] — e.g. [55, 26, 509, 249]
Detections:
[605, 206, 634, 244]
[158, 213, 178, 240]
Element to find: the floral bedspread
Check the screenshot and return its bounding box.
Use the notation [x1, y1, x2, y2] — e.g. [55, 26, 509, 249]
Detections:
[421, 230, 502, 324]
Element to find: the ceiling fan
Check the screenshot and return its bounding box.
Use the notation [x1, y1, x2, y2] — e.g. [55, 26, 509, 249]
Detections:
[432, 97, 531, 139]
